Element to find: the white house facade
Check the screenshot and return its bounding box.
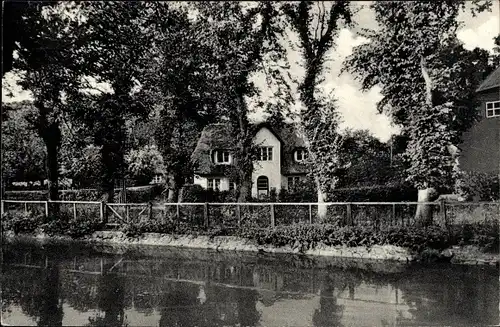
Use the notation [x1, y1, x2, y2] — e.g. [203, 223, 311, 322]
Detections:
[191, 123, 309, 198]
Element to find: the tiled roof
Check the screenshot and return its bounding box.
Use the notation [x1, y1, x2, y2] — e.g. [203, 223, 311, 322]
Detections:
[476, 66, 500, 93]
[191, 122, 308, 175]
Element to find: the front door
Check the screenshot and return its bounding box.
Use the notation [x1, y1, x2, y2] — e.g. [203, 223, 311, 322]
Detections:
[257, 176, 269, 198]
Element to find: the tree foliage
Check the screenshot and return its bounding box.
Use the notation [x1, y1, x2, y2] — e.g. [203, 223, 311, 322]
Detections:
[342, 1, 494, 192]
[9, 1, 87, 201]
[283, 1, 353, 217]
[1, 102, 46, 186]
[192, 2, 289, 201]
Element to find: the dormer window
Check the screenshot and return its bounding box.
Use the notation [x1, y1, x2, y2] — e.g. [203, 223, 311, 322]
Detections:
[294, 149, 308, 162]
[486, 101, 500, 118]
[212, 150, 231, 164]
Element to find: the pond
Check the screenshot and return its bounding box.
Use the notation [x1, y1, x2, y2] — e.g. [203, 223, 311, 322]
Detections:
[1, 240, 498, 327]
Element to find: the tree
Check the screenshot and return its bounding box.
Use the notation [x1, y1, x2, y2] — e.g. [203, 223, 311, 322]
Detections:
[10, 1, 86, 202]
[125, 144, 164, 186]
[193, 2, 288, 202]
[342, 1, 493, 224]
[76, 2, 158, 202]
[140, 3, 218, 202]
[283, 1, 353, 218]
[338, 129, 402, 188]
[2, 0, 53, 77]
[1, 101, 46, 188]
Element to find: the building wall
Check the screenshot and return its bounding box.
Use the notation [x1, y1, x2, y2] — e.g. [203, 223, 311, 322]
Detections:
[193, 175, 231, 191]
[251, 127, 282, 197]
[459, 89, 500, 174]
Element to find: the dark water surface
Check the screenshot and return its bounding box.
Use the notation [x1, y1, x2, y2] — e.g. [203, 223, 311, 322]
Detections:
[1, 241, 498, 327]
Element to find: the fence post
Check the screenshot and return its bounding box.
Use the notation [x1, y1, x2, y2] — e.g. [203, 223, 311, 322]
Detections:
[45, 201, 49, 217]
[24, 202, 28, 214]
[73, 203, 77, 221]
[346, 203, 352, 226]
[176, 203, 180, 223]
[149, 202, 153, 221]
[204, 203, 209, 229]
[126, 205, 130, 224]
[309, 204, 313, 224]
[392, 203, 396, 225]
[1, 200, 4, 216]
[270, 204, 275, 228]
[236, 204, 241, 227]
[439, 199, 447, 227]
[100, 201, 107, 224]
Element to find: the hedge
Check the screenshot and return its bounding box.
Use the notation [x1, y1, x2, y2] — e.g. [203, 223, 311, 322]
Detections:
[3, 185, 164, 203]
[328, 184, 418, 202]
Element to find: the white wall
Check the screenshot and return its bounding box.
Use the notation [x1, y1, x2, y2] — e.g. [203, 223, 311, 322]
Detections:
[252, 127, 281, 197]
[193, 175, 230, 191]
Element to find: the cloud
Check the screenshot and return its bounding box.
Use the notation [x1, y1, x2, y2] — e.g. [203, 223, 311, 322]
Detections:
[324, 29, 399, 142]
[457, 15, 499, 53]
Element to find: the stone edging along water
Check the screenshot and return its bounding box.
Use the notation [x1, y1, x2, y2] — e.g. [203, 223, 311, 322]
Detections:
[3, 231, 499, 266]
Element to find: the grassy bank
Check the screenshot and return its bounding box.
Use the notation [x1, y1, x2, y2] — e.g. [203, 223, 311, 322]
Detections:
[2, 211, 498, 263]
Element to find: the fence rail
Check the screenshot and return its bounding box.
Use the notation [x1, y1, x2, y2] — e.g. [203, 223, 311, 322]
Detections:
[2, 199, 499, 229]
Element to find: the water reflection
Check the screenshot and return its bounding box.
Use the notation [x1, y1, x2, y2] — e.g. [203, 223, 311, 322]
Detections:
[1, 242, 498, 327]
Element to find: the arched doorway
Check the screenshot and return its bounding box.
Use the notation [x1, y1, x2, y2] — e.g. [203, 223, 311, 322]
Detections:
[257, 176, 269, 198]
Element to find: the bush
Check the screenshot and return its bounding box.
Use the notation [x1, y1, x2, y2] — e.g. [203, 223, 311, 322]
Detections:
[123, 184, 165, 203]
[180, 184, 237, 203]
[2, 212, 44, 234]
[456, 171, 499, 201]
[237, 224, 454, 254]
[327, 184, 418, 202]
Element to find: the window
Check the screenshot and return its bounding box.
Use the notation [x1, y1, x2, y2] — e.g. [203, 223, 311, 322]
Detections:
[213, 150, 231, 164]
[294, 149, 308, 162]
[287, 176, 301, 189]
[207, 178, 221, 191]
[258, 147, 273, 161]
[257, 176, 269, 197]
[486, 101, 500, 118]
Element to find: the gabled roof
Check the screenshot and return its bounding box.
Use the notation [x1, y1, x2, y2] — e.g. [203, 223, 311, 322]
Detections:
[476, 66, 500, 93]
[191, 122, 308, 175]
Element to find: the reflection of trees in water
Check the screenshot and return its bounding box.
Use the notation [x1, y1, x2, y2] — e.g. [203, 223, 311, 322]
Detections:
[88, 263, 127, 327]
[37, 263, 64, 327]
[1, 259, 64, 327]
[157, 282, 260, 327]
[312, 273, 345, 327]
[62, 273, 100, 312]
[396, 266, 499, 326]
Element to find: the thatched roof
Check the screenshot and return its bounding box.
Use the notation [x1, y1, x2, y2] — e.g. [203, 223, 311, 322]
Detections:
[191, 122, 308, 175]
[477, 66, 500, 93]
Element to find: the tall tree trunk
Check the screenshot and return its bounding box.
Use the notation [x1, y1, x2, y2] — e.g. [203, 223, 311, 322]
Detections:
[101, 143, 116, 204]
[46, 139, 59, 202]
[41, 121, 61, 218]
[415, 56, 439, 225]
[317, 179, 327, 220]
[415, 187, 437, 226]
[235, 91, 253, 203]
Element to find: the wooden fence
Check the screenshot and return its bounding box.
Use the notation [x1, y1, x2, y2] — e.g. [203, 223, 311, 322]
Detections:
[2, 199, 498, 229]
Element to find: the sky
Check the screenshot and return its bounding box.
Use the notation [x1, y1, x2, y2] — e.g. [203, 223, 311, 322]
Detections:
[2, 1, 499, 142]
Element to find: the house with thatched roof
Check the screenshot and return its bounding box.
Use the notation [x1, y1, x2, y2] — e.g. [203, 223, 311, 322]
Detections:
[459, 66, 500, 174]
[190, 122, 309, 197]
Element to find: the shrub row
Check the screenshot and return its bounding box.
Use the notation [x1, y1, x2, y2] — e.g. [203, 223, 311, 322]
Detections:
[3, 210, 497, 254]
[180, 183, 418, 203]
[2, 211, 103, 238]
[3, 184, 164, 202]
